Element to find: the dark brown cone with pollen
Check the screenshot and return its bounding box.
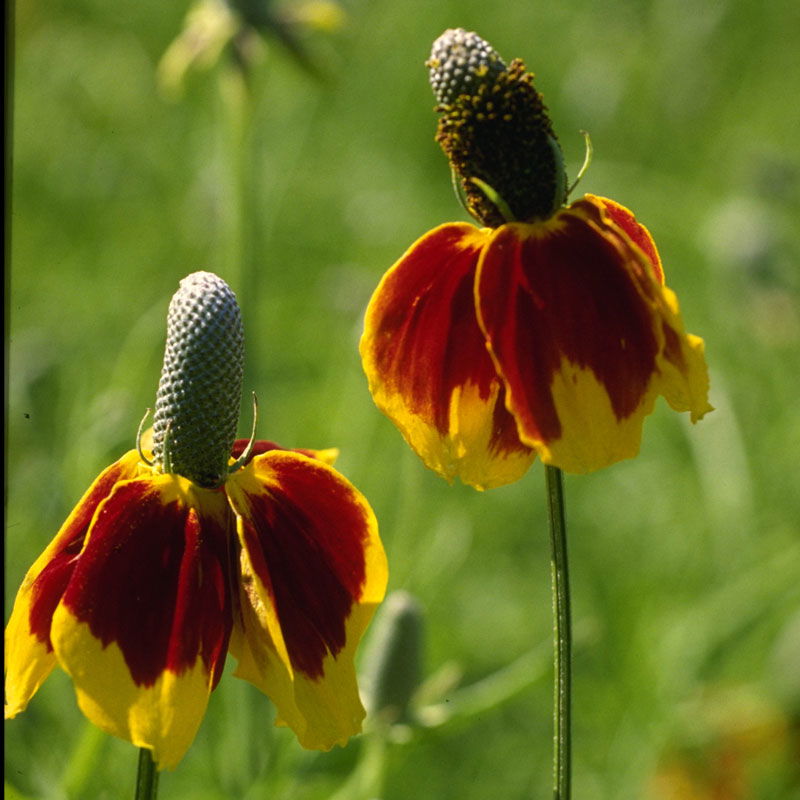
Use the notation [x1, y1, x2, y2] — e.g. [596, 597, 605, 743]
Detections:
[427, 29, 567, 227]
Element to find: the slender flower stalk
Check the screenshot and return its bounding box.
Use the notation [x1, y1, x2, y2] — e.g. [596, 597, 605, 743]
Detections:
[545, 466, 571, 798]
[135, 748, 160, 800]
[157, 0, 345, 321]
[218, 63, 260, 323]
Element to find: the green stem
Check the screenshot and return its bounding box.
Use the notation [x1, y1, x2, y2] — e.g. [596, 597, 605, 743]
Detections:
[218, 63, 257, 321]
[134, 748, 159, 800]
[544, 465, 572, 799]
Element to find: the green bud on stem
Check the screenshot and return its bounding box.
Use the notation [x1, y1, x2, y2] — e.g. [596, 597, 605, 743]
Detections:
[361, 591, 425, 725]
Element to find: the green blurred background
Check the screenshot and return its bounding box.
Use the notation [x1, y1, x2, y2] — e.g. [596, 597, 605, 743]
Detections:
[6, 0, 800, 797]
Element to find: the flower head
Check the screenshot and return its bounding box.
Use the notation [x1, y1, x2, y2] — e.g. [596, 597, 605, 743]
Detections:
[360, 29, 711, 489]
[5, 272, 388, 769]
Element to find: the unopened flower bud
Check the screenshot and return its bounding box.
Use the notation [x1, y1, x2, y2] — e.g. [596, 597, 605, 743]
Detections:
[361, 590, 424, 724]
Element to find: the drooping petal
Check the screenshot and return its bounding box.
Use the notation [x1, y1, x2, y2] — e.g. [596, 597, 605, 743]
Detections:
[50, 473, 235, 769]
[591, 194, 664, 284]
[225, 450, 387, 750]
[360, 223, 535, 489]
[4, 451, 141, 719]
[654, 297, 713, 421]
[583, 196, 711, 421]
[475, 197, 711, 473]
[230, 438, 339, 467]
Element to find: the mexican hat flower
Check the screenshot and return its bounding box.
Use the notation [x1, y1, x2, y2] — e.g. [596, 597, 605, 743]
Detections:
[360, 29, 712, 490]
[5, 271, 388, 769]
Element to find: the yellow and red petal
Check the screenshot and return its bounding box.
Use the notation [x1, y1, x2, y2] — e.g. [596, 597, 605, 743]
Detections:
[654, 295, 713, 421]
[475, 197, 711, 473]
[225, 450, 387, 749]
[564, 199, 710, 424]
[5, 450, 141, 719]
[50, 474, 235, 769]
[230, 439, 339, 467]
[360, 223, 535, 490]
[590, 194, 664, 284]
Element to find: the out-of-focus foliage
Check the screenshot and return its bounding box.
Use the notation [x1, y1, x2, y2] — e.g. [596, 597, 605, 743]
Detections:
[7, 0, 799, 797]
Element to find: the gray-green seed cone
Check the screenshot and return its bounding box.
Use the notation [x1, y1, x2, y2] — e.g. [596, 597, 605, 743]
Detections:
[152, 271, 244, 488]
[427, 28, 507, 106]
